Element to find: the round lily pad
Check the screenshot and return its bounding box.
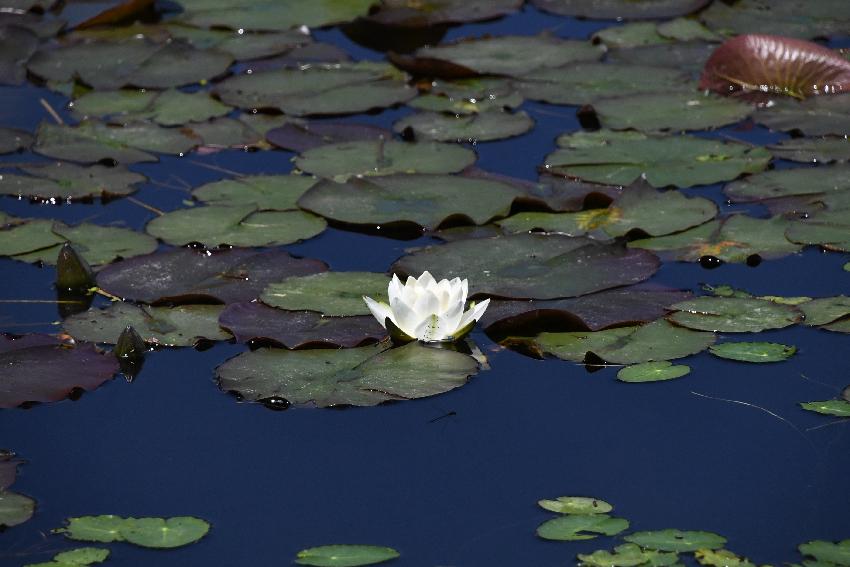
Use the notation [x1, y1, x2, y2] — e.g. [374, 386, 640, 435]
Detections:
[755, 95, 850, 136]
[0, 161, 146, 200]
[58, 515, 210, 548]
[800, 401, 850, 418]
[799, 296, 850, 326]
[96, 248, 327, 304]
[768, 137, 850, 163]
[537, 514, 629, 541]
[531, 0, 710, 19]
[393, 234, 660, 300]
[0, 334, 118, 408]
[545, 130, 770, 188]
[216, 341, 480, 407]
[579, 544, 679, 567]
[668, 297, 802, 332]
[295, 544, 400, 567]
[0, 491, 35, 528]
[709, 342, 797, 363]
[364, 0, 521, 27]
[699, 0, 850, 39]
[798, 539, 850, 565]
[624, 529, 727, 552]
[294, 140, 476, 181]
[593, 91, 754, 132]
[146, 205, 326, 247]
[64, 303, 230, 347]
[617, 361, 691, 382]
[394, 109, 534, 143]
[0, 127, 32, 154]
[786, 209, 850, 252]
[72, 89, 232, 127]
[538, 496, 613, 515]
[606, 42, 716, 74]
[177, 0, 376, 31]
[191, 174, 318, 210]
[219, 302, 385, 348]
[261, 272, 390, 316]
[266, 121, 393, 153]
[724, 164, 850, 203]
[298, 174, 520, 230]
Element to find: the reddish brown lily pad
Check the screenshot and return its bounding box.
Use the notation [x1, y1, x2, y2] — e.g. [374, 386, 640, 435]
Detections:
[700, 34, 850, 98]
[96, 248, 327, 305]
[0, 334, 118, 408]
[219, 303, 386, 349]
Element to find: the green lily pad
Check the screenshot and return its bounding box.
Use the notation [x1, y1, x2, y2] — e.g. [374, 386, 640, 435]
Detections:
[34, 120, 197, 164]
[800, 401, 850, 418]
[96, 248, 327, 304]
[695, 549, 755, 567]
[726, 164, 850, 204]
[668, 297, 802, 332]
[629, 215, 803, 263]
[538, 496, 613, 515]
[294, 140, 476, 181]
[261, 272, 390, 316]
[799, 540, 850, 565]
[757, 95, 850, 137]
[58, 515, 210, 549]
[709, 342, 797, 363]
[617, 361, 691, 382]
[146, 205, 326, 247]
[786, 209, 850, 252]
[768, 137, 850, 163]
[544, 130, 770, 188]
[699, 0, 850, 39]
[497, 185, 717, 238]
[72, 89, 232, 127]
[657, 18, 722, 42]
[537, 514, 629, 541]
[215, 62, 414, 116]
[177, 0, 376, 31]
[216, 341, 479, 407]
[393, 234, 660, 300]
[0, 218, 65, 258]
[0, 127, 32, 154]
[624, 529, 727, 552]
[394, 109, 533, 143]
[593, 91, 754, 132]
[191, 174, 318, 210]
[518, 63, 689, 106]
[295, 544, 400, 567]
[63, 303, 230, 347]
[161, 24, 311, 60]
[0, 162, 146, 200]
[0, 25, 38, 86]
[799, 296, 850, 326]
[593, 22, 670, 48]
[531, 0, 710, 19]
[409, 77, 523, 114]
[408, 35, 601, 77]
[579, 544, 679, 567]
[364, 0, 521, 27]
[521, 319, 714, 364]
[298, 174, 520, 230]
[606, 42, 716, 74]
[0, 490, 35, 528]
[48, 547, 110, 565]
[183, 117, 267, 149]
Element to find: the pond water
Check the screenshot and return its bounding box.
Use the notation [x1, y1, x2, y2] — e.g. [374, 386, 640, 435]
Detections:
[1, 2, 849, 566]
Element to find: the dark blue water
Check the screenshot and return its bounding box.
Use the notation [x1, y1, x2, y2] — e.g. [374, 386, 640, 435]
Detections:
[2, 5, 850, 567]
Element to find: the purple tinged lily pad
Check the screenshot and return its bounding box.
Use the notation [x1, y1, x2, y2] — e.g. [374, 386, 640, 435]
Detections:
[0, 334, 118, 408]
[0, 452, 24, 490]
[219, 303, 386, 349]
[96, 248, 327, 305]
[266, 121, 393, 153]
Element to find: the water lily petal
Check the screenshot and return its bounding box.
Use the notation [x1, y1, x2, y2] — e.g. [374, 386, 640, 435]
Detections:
[391, 296, 424, 337]
[458, 298, 491, 330]
[363, 296, 394, 329]
[388, 273, 404, 304]
[412, 287, 441, 319]
[413, 314, 451, 342]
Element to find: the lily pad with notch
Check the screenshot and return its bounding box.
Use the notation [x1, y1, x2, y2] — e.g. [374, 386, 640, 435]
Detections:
[538, 496, 613, 515]
[592, 91, 754, 132]
[755, 95, 850, 136]
[393, 233, 660, 300]
[800, 401, 850, 418]
[261, 272, 390, 316]
[394, 109, 534, 143]
[96, 247, 328, 304]
[57, 515, 210, 548]
[71, 89, 232, 127]
[0, 491, 35, 528]
[668, 297, 802, 332]
[191, 174, 318, 210]
[537, 514, 629, 541]
[578, 543, 679, 567]
[0, 161, 145, 200]
[216, 341, 479, 407]
[295, 544, 400, 567]
[709, 342, 797, 363]
[624, 529, 726, 552]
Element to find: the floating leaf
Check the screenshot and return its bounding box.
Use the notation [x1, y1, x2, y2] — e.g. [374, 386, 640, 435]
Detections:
[606, 42, 716, 74]
[538, 496, 613, 515]
[216, 341, 479, 407]
[409, 77, 523, 115]
[725, 164, 850, 204]
[0, 218, 65, 258]
[96, 248, 327, 304]
[0, 161, 145, 200]
[624, 529, 726, 552]
[768, 137, 850, 163]
[72, 89, 232, 127]
[64, 303, 230, 347]
[191, 174, 317, 210]
[519, 320, 714, 364]
[756, 95, 850, 136]
[579, 543, 679, 567]
[617, 361, 691, 382]
[800, 401, 850, 418]
[537, 514, 629, 541]
[146, 205, 326, 247]
[695, 549, 755, 567]
[0, 491, 35, 528]
[786, 209, 850, 252]
[219, 302, 385, 348]
[709, 342, 797, 363]
[0, 334, 118, 408]
[298, 174, 520, 230]
[799, 296, 850, 326]
[0, 25, 38, 85]
[393, 234, 659, 300]
[215, 62, 414, 116]
[163, 25, 311, 61]
[657, 18, 722, 42]
[700, 34, 850, 99]
[668, 297, 802, 332]
[629, 215, 803, 263]
[0, 127, 32, 154]
[544, 130, 769, 188]
[261, 272, 390, 316]
[295, 544, 400, 567]
[364, 0, 521, 27]
[531, 0, 711, 19]
[799, 540, 850, 566]
[699, 0, 850, 39]
[394, 109, 533, 143]
[58, 515, 210, 549]
[593, 91, 753, 132]
[266, 121, 393, 153]
[294, 140, 476, 181]
[593, 22, 670, 49]
[0, 453, 23, 490]
[177, 0, 376, 31]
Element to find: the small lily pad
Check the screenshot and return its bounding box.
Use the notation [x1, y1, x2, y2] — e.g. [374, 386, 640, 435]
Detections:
[0, 161, 146, 200]
[537, 514, 629, 541]
[58, 515, 210, 549]
[624, 529, 727, 552]
[538, 496, 613, 515]
[800, 401, 850, 418]
[755, 95, 850, 136]
[146, 205, 326, 247]
[50, 547, 110, 565]
[394, 109, 534, 143]
[261, 272, 390, 316]
[191, 174, 318, 210]
[579, 544, 679, 567]
[709, 342, 797, 363]
[295, 544, 400, 567]
[668, 297, 802, 333]
[593, 91, 754, 132]
[0, 491, 36, 528]
[617, 361, 691, 382]
[695, 549, 755, 567]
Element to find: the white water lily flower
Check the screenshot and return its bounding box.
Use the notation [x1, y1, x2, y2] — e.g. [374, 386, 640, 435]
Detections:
[363, 271, 490, 343]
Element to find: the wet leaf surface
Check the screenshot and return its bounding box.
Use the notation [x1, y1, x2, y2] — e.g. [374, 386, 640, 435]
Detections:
[799, 401, 850, 418]
[365, 0, 521, 27]
[798, 540, 850, 565]
[537, 514, 629, 541]
[593, 91, 754, 132]
[295, 544, 400, 567]
[606, 41, 715, 73]
[668, 297, 802, 332]
[0, 161, 145, 200]
[191, 174, 318, 210]
[217, 341, 479, 407]
[0, 334, 118, 408]
[694, 548, 755, 567]
[0, 490, 35, 527]
[96, 247, 327, 304]
[699, 0, 850, 39]
[72, 89, 232, 126]
[0, 25, 39, 85]
[538, 496, 613, 515]
[799, 296, 850, 326]
[266, 121, 393, 153]
[709, 342, 797, 363]
[58, 515, 210, 548]
[755, 95, 850, 136]
[786, 209, 850, 252]
[0, 127, 33, 154]
[579, 543, 679, 567]
[616, 360, 691, 382]
[394, 109, 533, 143]
[624, 529, 727, 552]
[261, 272, 390, 316]
[768, 137, 850, 163]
